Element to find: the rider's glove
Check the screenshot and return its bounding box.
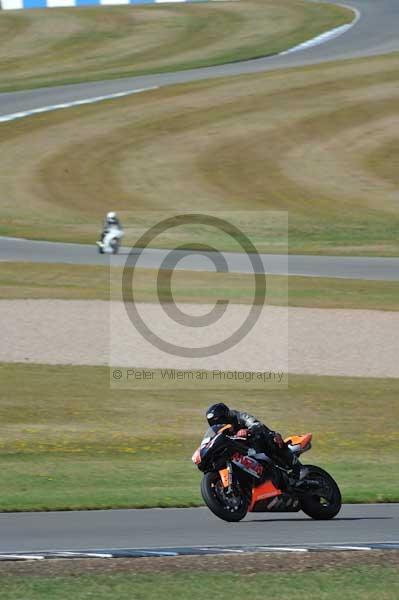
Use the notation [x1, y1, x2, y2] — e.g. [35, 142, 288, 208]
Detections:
[236, 429, 249, 438]
[273, 432, 285, 448]
[192, 449, 201, 465]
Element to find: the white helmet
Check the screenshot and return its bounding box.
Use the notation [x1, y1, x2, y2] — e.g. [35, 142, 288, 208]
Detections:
[107, 211, 117, 220]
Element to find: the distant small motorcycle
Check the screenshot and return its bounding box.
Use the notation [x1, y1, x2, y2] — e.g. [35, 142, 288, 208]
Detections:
[96, 225, 124, 255]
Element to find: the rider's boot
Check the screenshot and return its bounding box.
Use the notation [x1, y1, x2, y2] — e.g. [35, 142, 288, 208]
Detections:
[286, 455, 303, 489]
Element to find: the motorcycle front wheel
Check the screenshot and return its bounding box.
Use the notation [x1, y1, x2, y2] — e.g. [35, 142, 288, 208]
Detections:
[201, 471, 249, 522]
[300, 465, 342, 520]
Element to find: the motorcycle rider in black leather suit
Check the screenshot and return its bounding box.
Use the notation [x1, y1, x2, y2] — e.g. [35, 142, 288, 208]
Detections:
[205, 402, 299, 481]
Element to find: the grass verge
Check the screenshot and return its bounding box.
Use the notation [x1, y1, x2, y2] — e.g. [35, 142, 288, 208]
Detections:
[0, 0, 352, 92]
[1, 52, 399, 255]
[0, 363, 398, 510]
[0, 567, 398, 600]
[1, 262, 399, 311]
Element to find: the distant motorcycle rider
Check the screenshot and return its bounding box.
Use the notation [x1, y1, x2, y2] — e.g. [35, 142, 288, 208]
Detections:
[100, 211, 122, 241]
[202, 402, 299, 476]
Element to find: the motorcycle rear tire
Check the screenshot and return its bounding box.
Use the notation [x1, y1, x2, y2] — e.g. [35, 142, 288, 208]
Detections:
[201, 471, 248, 522]
[299, 465, 342, 520]
[111, 238, 120, 255]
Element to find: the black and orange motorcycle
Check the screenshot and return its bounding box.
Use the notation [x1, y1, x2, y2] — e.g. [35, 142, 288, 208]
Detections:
[192, 424, 341, 522]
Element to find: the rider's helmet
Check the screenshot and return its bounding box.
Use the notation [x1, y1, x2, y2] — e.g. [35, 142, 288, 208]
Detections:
[106, 211, 117, 224]
[206, 403, 230, 427]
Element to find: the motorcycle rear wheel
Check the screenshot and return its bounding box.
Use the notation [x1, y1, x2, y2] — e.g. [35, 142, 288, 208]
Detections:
[110, 238, 120, 255]
[201, 471, 248, 522]
[300, 465, 342, 520]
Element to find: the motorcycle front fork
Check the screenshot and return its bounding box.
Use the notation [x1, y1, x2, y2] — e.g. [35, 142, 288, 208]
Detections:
[225, 461, 234, 495]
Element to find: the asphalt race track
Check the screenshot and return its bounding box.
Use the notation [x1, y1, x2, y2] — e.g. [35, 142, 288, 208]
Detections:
[0, 504, 398, 557]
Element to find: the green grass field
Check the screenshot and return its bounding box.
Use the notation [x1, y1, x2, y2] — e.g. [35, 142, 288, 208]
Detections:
[0, 0, 352, 92]
[0, 363, 397, 511]
[1, 51, 398, 255]
[0, 0, 397, 534]
[1, 566, 398, 600]
[1, 262, 399, 311]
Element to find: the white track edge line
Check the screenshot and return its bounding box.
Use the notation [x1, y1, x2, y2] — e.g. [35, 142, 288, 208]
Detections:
[0, 86, 158, 124]
[257, 547, 309, 552]
[279, 4, 361, 56]
[0, 554, 45, 560]
[15, 536, 399, 555]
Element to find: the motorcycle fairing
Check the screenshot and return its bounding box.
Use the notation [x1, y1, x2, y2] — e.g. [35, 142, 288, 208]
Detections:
[192, 424, 234, 466]
[231, 453, 264, 479]
[248, 479, 282, 512]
